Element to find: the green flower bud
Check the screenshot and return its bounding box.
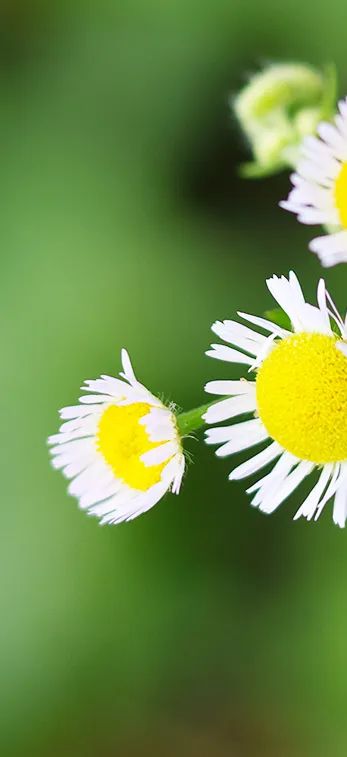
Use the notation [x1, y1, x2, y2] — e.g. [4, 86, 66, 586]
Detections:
[232, 62, 337, 178]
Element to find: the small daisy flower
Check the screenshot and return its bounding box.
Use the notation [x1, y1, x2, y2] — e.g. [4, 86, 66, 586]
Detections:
[48, 350, 185, 525]
[281, 98, 347, 266]
[204, 272, 347, 527]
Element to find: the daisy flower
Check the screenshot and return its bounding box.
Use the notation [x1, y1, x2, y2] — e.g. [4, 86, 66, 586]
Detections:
[281, 98, 347, 266]
[48, 350, 185, 525]
[204, 272, 347, 527]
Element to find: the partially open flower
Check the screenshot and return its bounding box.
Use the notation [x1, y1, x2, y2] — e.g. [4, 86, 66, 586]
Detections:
[205, 272, 347, 526]
[48, 350, 185, 525]
[233, 63, 336, 178]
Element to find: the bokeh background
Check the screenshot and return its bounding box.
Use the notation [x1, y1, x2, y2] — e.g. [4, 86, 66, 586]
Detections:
[2, 1, 347, 755]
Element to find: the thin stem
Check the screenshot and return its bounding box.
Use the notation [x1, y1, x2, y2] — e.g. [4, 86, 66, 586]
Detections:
[176, 400, 217, 437]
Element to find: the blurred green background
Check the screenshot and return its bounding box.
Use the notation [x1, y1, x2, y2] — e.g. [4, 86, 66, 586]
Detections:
[2, 1, 347, 754]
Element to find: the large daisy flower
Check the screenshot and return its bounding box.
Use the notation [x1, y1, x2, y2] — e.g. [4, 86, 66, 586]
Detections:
[280, 98, 347, 267]
[48, 350, 185, 525]
[204, 272, 347, 526]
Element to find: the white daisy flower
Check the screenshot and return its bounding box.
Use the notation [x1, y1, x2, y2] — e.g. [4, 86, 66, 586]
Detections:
[204, 272, 347, 527]
[281, 98, 347, 266]
[48, 350, 185, 525]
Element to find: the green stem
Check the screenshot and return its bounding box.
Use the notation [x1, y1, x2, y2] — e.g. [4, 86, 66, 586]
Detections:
[176, 401, 217, 437]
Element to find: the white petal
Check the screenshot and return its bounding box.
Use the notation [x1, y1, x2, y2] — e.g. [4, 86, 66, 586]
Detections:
[123, 481, 169, 523]
[50, 437, 96, 458]
[317, 122, 347, 161]
[79, 394, 112, 405]
[266, 272, 305, 332]
[212, 319, 266, 344]
[247, 450, 297, 494]
[325, 289, 346, 336]
[141, 441, 177, 466]
[68, 459, 110, 498]
[81, 377, 127, 398]
[206, 344, 253, 365]
[332, 469, 347, 527]
[247, 451, 299, 513]
[299, 303, 332, 334]
[79, 478, 123, 510]
[48, 417, 98, 444]
[205, 380, 255, 396]
[100, 458, 180, 524]
[258, 460, 314, 514]
[59, 404, 100, 420]
[51, 446, 96, 477]
[237, 312, 290, 338]
[120, 348, 137, 383]
[228, 441, 282, 481]
[140, 406, 176, 443]
[313, 464, 343, 521]
[337, 342, 347, 358]
[206, 418, 268, 457]
[266, 272, 332, 333]
[294, 464, 334, 522]
[203, 393, 256, 423]
[211, 320, 266, 356]
[171, 454, 185, 494]
[316, 278, 331, 332]
[58, 410, 102, 434]
[61, 456, 97, 479]
[309, 231, 347, 267]
[93, 488, 138, 522]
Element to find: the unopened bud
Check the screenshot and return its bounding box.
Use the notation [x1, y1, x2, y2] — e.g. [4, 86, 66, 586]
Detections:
[232, 63, 336, 178]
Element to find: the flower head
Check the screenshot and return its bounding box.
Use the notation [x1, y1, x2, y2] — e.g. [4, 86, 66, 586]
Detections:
[233, 63, 336, 178]
[204, 273, 347, 526]
[281, 97, 347, 266]
[48, 350, 185, 525]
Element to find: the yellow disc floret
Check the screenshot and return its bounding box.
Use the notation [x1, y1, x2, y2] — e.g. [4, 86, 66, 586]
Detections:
[256, 333, 347, 463]
[97, 402, 168, 490]
[334, 162, 347, 228]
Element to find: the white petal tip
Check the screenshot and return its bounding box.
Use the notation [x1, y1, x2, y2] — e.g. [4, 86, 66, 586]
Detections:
[120, 348, 136, 382]
[333, 520, 346, 529]
[204, 382, 214, 394]
[204, 437, 215, 446]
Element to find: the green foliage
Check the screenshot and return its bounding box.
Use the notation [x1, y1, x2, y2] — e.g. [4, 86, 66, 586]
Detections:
[264, 308, 292, 330]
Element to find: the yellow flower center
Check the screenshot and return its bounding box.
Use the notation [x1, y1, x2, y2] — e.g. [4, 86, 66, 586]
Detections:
[334, 162, 347, 228]
[256, 333, 347, 463]
[97, 402, 169, 491]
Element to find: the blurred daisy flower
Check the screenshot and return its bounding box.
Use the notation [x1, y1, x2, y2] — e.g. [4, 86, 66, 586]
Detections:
[281, 98, 347, 266]
[48, 350, 185, 525]
[204, 272, 347, 527]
